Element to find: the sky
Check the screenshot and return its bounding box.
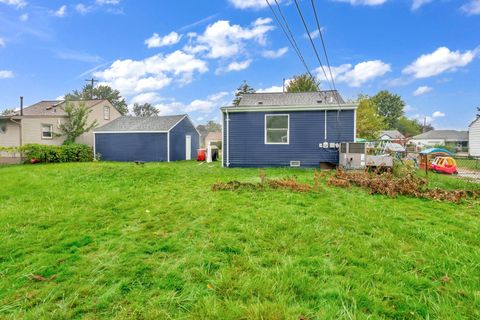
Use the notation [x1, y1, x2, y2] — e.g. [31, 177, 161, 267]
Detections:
[0, 0, 479, 129]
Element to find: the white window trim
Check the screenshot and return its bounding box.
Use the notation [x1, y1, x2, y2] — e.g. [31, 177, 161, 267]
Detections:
[264, 114, 289, 145]
[41, 124, 54, 140]
[104, 106, 110, 120]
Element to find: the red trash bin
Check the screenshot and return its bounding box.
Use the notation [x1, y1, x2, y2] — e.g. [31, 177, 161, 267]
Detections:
[197, 149, 206, 161]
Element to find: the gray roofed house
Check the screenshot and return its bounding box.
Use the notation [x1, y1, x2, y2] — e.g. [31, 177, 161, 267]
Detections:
[379, 130, 405, 140]
[93, 114, 200, 162]
[411, 130, 468, 141]
[1, 99, 121, 162]
[410, 130, 469, 150]
[238, 90, 345, 107]
[94, 115, 186, 132]
[6, 100, 113, 117]
[221, 90, 357, 168]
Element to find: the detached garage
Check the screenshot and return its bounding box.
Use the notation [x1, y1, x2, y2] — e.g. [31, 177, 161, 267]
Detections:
[94, 115, 199, 162]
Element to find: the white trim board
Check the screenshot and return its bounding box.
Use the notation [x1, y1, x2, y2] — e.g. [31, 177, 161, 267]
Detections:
[94, 131, 168, 134]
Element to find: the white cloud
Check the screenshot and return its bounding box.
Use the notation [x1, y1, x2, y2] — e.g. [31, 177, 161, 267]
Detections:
[94, 50, 208, 95]
[0, 38, 5, 47]
[53, 5, 67, 17]
[403, 46, 478, 79]
[411, 0, 432, 10]
[96, 0, 120, 4]
[57, 50, 102, 63]
[216, 59, 252, 74]
[257, 86, 284, 93]
[131, 92, 163, 104]
[333, 0, 387, 6]
[0, 0, 27, 9]
[19, 13, 28, 21]
[154, 91, 230, 115]
[317, 60, 391, 87]
[228, 0, 273, 9]
[413, 86, 432, 96]
[75, 3, 90, 14]
[404, 104, 416, 112]
[257, 79, 292, 93]
[189, 18, 274, 59]
[145, 32, 183, 48]
[303, 28, 326, 40]
[432, 111, 445, 118]
[0, 70, 14, 78]
[461, 0, 480, 15]
[262, 47, 288, 59]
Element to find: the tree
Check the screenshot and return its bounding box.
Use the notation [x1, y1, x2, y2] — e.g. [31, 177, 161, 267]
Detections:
[370, 91, 405, 129]
[356, 96, 385, 139]
[205, 120, 221, 132]
[132, 103, 159, 117]
[59, 101, 98, 144]
[396, 116, 422, 137]
[286, 74, 319, 92]
[233, 81, 255, 106]
[1, 109, 15, 116]
[65, 84, 128, 115]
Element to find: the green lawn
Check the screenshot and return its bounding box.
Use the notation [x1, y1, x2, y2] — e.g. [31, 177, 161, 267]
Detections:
[1, 161, 479, 319]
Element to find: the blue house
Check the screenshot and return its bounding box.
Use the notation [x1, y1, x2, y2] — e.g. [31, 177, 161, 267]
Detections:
[221, 91, 357, 168]
[94, 115, 199, 162]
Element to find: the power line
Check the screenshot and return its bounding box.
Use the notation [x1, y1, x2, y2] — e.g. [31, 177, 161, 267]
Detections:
[310, 0, 340, 102]
[265, 0, 314, 79]
[293, 0, 333, 92]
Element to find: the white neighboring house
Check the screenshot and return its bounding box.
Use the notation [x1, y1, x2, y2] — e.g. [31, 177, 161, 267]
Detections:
[378, 130, 405, 141]
[410, 130, 469, 151]
[469, 117, 480, 156]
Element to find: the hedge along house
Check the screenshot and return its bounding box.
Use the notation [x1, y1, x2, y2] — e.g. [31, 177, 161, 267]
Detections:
[94, 115, 199, 162]
[221, 91, 357, 168]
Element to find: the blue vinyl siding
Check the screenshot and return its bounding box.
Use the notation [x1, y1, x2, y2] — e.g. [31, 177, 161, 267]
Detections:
[169, 117, 200, 161]
[223, 110, 355, 168]
[95, 132, 167, 162]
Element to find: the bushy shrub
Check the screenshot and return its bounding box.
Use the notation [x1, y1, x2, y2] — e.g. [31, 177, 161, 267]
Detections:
[19, 144, 93, 164]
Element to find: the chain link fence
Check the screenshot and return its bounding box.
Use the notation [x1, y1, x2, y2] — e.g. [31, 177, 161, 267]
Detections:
[453, 156, 480, 181]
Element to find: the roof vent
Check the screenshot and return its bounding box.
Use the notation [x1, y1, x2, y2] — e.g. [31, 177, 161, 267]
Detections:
[258, 101, 263, 105]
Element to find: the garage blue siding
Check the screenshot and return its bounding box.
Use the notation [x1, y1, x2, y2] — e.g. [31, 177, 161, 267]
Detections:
[223, 110, 355, 168]
[95, 132, 167, 162]
[169, 117, 200, 161]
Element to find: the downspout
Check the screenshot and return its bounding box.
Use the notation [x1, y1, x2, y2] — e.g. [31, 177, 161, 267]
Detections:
[353, 108, 357, 142]
[324, 110, 327, 141]
[167, 131, 170, 162]
[226, 110, 230, 167]
[221, 111, 224, 168]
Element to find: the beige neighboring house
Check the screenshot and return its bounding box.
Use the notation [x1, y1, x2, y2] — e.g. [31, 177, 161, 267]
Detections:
[204, 131, 222, 147]
[0, 99, 121, 162]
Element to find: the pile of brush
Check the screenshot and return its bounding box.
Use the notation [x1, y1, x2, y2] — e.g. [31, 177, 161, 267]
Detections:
[212, 169, 318, 193]
[328, 170, 478, 203]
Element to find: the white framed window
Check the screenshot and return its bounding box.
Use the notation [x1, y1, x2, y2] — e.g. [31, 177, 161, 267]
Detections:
[41, 124, 53, 139]
[104, 106, 110, 120]
[265, 114, 289, 144]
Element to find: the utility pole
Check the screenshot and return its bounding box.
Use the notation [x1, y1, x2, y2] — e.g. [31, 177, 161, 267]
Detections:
[423, 116, 427, 133]
[85, 78, 98, 99]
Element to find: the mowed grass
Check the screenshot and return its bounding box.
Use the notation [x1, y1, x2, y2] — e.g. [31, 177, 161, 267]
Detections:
[0, 162, 479, 320]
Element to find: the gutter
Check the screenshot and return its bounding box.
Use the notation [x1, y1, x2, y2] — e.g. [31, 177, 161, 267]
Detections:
[221, 103, 358, 113]
[225, 110, 230, 167]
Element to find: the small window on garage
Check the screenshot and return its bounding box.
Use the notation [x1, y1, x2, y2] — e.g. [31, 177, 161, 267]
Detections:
[104, 106, 110, 120]
[41, 124, 53, 139]
[265, 114, 289, 144]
